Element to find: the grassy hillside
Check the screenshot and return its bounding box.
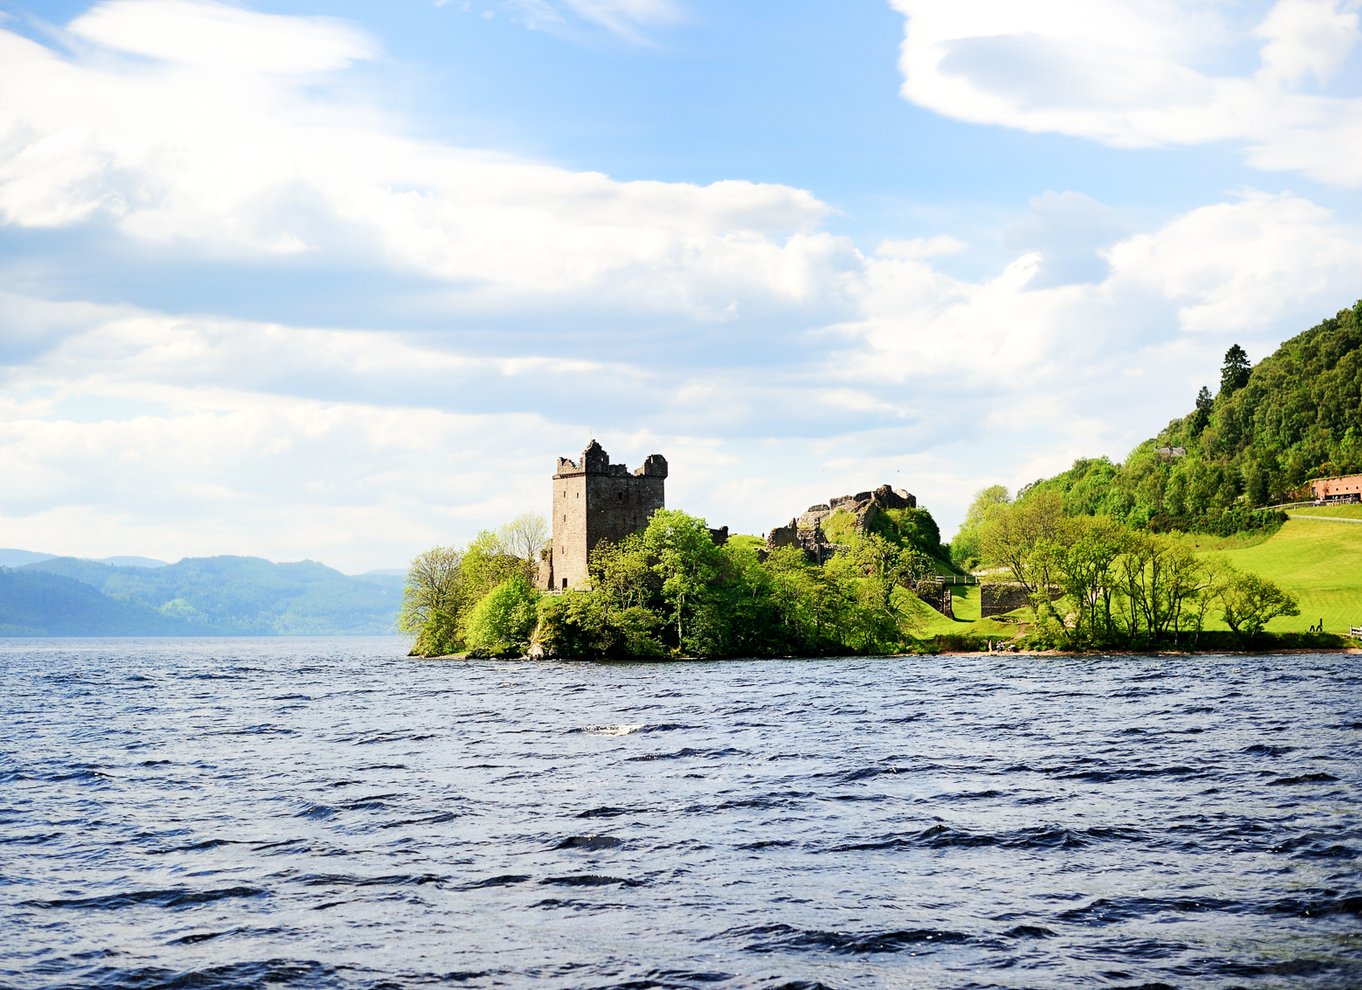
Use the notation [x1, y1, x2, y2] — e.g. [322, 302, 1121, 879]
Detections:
[998, 301, 1362, 539]
[1212, 517, 1362, 634]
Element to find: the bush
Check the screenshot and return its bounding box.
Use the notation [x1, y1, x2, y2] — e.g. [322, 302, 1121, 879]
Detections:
[462, 575, 540, 657]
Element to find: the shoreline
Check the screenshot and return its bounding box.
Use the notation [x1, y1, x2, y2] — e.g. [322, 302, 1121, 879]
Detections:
[413, 645, 1362, 661]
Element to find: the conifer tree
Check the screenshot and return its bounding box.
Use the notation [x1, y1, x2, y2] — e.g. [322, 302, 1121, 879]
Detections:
[1191, 385, 1213, 435]
[1219, 344, 1250, 396]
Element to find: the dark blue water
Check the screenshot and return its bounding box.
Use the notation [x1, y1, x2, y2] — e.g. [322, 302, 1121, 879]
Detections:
[2, 639, 1360, 989]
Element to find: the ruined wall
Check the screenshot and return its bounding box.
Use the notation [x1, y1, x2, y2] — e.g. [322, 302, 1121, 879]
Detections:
[767, 483, 915, 564]
[545, 440, 666, 591]
[980, 583, 1033, 618]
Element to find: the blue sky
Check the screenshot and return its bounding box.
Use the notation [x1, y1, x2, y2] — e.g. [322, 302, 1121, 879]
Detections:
[2, 0, 1361, 572]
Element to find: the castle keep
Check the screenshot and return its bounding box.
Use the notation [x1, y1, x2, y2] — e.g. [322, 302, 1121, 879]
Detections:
[538, 440, 667, 591]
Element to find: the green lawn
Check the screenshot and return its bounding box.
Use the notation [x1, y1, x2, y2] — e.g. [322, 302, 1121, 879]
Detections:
[1212, 516, 1362, 634]
[1288, 504, 1362, 520]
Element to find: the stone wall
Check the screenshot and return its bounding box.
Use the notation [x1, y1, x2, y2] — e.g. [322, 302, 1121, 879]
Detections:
[980, 583, 1033, 618]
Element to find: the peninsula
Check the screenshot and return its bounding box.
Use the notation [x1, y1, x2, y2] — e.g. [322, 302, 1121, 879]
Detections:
[402, 301, 1362, 660]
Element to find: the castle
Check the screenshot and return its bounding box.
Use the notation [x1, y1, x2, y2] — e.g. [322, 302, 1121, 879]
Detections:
[537, 440, 667, 591]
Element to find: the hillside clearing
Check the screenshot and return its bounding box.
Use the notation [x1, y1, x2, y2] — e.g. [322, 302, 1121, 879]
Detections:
[1210, 517, 1362, 634]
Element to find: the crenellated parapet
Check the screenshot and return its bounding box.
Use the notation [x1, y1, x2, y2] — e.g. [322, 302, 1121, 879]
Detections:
[554, 440, 668, 480]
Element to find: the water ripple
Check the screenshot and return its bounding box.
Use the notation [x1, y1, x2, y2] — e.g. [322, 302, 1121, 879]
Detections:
[2, 638, 1360, 989]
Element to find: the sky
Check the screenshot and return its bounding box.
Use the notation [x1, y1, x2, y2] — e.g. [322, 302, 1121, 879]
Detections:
[2, 0, 1361, 574]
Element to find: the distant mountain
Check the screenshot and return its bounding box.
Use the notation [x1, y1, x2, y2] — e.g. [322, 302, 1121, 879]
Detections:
[0, 549, 57, 568]
[98, 556, 167, 569]
[0, 569, 180, 636]
[4, 555, 405, 636]
[0, 548, 167, 569]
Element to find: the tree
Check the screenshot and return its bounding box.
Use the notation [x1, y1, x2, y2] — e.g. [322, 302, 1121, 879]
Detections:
[1191, 385, 1213, 435]
[640, 509, 724, 650]
[462, 575, 540, 657]
[977, 490, 1064, 596]
[1216, 567, 1300, 643]
[398, 546, 464, 656]
[499, 513, 548, 565]
[589, 534, 655, 610]
[1219, 344, 1251, 397]
[951, 485, 1010, 568]
[1050, 516, 1128, 646]
[460, 530, 532, 599]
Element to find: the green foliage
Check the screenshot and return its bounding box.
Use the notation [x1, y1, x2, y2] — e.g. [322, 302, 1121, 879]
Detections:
[1191, 385, 1213, 436]
[973, 498, 1301, 649]
[1219, 343, 1251, 397]
[401, 521, 543, 657]
[950, 485, 1009, 569]
[527, 509, 932, 660]
[1013, 302, 1361, 538]
[641, 509, 726, 649]
[462, 575, 540, 657]
[1215, 568, 1300, 644]
[870, 507, 948, 560]
[533, 585, 664, 659]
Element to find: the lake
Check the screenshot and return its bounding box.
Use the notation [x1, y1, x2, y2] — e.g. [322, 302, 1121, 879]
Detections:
[2, 638, 1359, 989]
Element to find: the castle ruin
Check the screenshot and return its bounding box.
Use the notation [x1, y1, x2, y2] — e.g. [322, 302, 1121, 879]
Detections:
[537, 440, 667, 591]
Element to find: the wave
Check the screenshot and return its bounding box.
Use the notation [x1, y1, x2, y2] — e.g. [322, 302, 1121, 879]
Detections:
[540, 874, 645, 888]
[26, 885, 267, 911]
[716, 922, 972, 955]
[828, 823, 1147, 853]
[553, 835, 626, 852]
[1266, 772, 1340, 786]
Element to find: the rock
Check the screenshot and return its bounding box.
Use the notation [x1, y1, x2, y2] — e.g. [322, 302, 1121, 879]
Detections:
[872, 484, 914, 510]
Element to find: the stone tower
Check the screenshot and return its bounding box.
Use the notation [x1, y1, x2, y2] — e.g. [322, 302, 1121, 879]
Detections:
[539, 439, 667, 591]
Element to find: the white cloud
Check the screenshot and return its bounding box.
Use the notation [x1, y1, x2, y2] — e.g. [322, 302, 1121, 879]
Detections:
[0, 1, 835, 318]
[1107, 190, 1362, 332]
[890, 0, 1362, 185]
[876, 234, 967, 258]
[4, 1, 1360, 565]
[69, 0, 378, 74]
[839, 189, 1362, 386]
[1255, 0, 1360, 84]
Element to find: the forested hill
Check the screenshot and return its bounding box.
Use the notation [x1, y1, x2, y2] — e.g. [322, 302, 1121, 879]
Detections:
[1016, 300, 1362, 535]
[1, 555, 404, 636]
